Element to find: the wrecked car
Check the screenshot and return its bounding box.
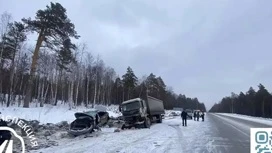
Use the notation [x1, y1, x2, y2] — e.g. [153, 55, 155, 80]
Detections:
[68, 109, 109, 136]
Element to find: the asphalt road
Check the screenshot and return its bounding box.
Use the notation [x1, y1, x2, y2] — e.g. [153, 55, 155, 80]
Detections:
[202, 113, 271, 153]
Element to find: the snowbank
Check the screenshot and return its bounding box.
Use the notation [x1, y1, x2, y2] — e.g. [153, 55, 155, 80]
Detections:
[0, 103, 121, 124]
[105, 105, 122, 118]
[217, 113, 272, 126]
[163, 117, 182, 126]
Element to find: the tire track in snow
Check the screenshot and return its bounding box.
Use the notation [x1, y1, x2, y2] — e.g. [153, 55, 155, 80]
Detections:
[168, 125, 185, 152]
[108, 122, 182, 153]
[105, 130, 158, 153]
[149, 124, 182, 153]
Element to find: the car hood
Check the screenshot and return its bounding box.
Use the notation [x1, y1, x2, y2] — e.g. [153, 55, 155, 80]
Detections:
[74, 111, 96, 119]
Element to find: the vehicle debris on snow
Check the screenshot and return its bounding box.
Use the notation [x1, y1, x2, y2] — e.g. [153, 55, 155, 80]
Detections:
[68, 107, 110, 136]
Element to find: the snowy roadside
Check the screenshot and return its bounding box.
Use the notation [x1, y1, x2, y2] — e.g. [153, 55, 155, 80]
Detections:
[27, 116, 212, 153]
[0, 105, 211, 152]
[29, 121, 178, 153]
[0, 103, 122, 152]
[0, 104, 177, 125]
[0, 103, 122, 124]
[216, 113, 272, 126]
[5, 116, 123, 152]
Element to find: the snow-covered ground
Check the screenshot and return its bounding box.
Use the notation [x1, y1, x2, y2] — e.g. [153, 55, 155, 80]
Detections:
[30, 117, 209, 153]
[216, 113, 272, 126]
[4, 105, 271, 153]
[2, 106, 266, 153]
[0, 103, 121, 124]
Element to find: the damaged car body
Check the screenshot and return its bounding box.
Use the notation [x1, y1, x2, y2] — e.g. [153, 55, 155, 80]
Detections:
[68, 109, 109, 136]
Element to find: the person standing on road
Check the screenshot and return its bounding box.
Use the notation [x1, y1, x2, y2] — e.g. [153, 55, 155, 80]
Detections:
[181, 110, 188, 126]
[193, 111, 196, 121]
[197, 111, 200, 121]
[201, 111, 205, 121]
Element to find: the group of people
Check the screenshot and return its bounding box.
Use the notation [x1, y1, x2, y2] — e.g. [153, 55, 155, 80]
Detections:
[181, 110, 205, 126]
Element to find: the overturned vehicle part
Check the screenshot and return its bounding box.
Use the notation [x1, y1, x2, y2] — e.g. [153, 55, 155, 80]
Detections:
[68, 109, 109, 136]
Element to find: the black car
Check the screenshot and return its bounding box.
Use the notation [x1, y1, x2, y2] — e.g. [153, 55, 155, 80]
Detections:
[68, 109, 109, 136]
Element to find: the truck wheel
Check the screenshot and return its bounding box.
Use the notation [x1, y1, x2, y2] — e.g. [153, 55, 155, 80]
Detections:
[157, 115, 162, 123]
[144, 118, 151, 128]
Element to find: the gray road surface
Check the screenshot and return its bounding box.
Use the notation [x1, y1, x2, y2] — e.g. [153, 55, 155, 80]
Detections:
[190, 113, 271, 153]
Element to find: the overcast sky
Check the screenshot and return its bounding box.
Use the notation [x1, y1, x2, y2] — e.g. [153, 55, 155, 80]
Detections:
[1, 0, 272, 110]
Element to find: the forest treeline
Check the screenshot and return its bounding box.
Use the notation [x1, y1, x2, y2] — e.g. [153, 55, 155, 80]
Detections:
[0, 2, 206, 111]
[209, 84, 272, 118]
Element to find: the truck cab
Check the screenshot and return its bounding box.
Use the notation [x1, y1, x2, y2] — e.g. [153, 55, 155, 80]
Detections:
[119, 96, 164, 129]
[119, 98, 149, 128]
[120, 98, 147, 116]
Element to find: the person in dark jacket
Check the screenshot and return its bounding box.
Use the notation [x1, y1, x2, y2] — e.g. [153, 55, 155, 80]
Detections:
[193, 111, 197, 121]
[0, 119, 12, 145]
[196, 111, 200, 121]
[181, 110, 188, 126]
[201, 111, 205, 121]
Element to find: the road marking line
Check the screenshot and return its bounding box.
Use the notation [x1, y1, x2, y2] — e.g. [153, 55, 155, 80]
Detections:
[210, 114, 250, 138]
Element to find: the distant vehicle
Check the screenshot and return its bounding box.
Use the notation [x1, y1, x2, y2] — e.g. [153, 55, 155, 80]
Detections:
[171, 107, 182, 116]
[173, 107, 183, 112]
[68, 109, 109, 136]
[119, 96, 165, 129]
[170, 111, 181, 116]
[185, 109, 193, 119]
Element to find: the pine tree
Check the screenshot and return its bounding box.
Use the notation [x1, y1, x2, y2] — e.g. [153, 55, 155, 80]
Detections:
[122, 67, 138, 100]
[57, 38, 76, 71]
[2, 22, 26, 107]
[22, 2, 79, 107]
[156, 76, 166, 101]
[256, 84, 271, 117]
[145, 73, 158, 97]
[209, 84, 272, 118]
[112, 77, 123, 104]
[246, 87, 256, 116]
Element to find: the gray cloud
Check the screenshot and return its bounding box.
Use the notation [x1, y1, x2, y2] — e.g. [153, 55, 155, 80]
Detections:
[1, 0, 272, 110]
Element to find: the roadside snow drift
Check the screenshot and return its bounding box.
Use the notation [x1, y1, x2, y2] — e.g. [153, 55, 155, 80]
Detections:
[0, 103, 121, 124]
[217, 113, 272, 126]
